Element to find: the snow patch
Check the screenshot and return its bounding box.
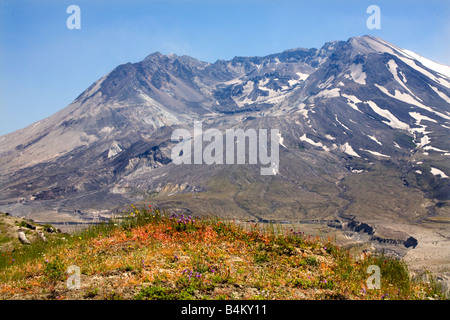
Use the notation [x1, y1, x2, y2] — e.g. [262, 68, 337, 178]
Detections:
[395, 53, 450, 88]
[258, 78, 270, 87]
[408, 112, 438, 151]
[423, 146, 449, 153]
[360, 148, 390, 158]
[317, 88, 340, 98]
[108, 141, 123, 158]
[367, 135, 382, 146]
[296, 72, 310, 81]
[222, 78, 243, 86]
[295, 103, 309, 118]
[335, 114, 352, 131]
[349, 63, 366, 85]
[288, 79, 298, 87]
[340, 142, 360, 158]
[401, 49, 450, 78]
[366, 100, 410, 130]
[387, 59, 422, 101]
[277, 132, 287, 148]
[341, 94, 363, 113]
[409, 112, 437, 124]
[300, 134, 329, 151]
[100, 126, 114, 133]
[417, 135, 430, 149]
[429, 85, 450, 104]
[430, 167, 449, 179]
[376, 84, 450, 120]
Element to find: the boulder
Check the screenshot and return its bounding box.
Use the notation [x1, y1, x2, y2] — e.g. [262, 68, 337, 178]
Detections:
[37, 230, 47, 242]
[18, 231, 31, 245]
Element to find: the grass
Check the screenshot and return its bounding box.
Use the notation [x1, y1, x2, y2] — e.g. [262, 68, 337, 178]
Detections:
[0, 205, 446, 300]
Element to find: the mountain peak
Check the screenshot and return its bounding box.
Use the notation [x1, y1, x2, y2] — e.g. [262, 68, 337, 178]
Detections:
[346, 35, 400, 55]
[143, 51, 165, 61]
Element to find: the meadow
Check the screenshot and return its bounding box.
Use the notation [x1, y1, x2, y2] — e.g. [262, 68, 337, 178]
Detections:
[0, 205, 445, 300]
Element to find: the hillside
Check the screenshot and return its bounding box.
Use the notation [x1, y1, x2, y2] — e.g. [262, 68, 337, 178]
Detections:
[0, 207, 445, 300]
[0, 212, 64, 253]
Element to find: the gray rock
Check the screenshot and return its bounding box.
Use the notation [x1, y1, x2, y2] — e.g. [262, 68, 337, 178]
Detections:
[18, 231, 31, 245]
[37, 230, 47, 242]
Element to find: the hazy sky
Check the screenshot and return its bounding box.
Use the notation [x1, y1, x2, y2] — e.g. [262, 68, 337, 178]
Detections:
[1, 0, 449, 135]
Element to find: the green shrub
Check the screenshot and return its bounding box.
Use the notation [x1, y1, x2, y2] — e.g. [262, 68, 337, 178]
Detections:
[43, 256, 66, 283]
[306, 256, 318, 267]
[134, 285, 178, 300]
[254, 251, 270, 264]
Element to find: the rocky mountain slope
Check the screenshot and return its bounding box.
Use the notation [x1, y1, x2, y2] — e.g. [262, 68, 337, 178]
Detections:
[0, 36, 449, 274]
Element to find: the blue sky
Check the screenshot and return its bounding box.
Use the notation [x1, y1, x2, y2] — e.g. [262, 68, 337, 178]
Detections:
[1, 0, 449, 135]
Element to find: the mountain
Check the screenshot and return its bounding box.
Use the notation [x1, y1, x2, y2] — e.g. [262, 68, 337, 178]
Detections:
[0, 36, 449, 273]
